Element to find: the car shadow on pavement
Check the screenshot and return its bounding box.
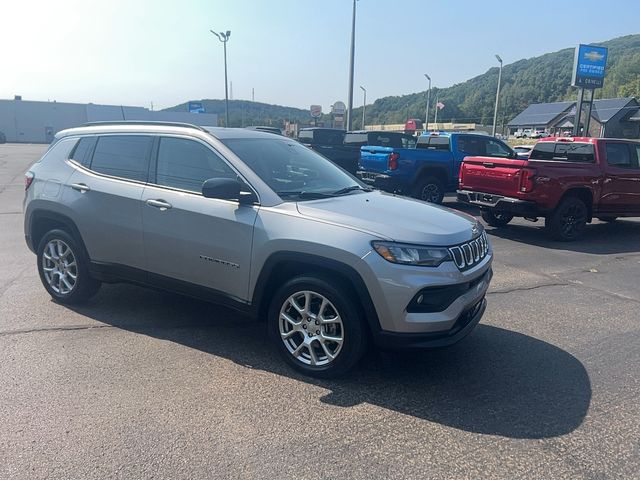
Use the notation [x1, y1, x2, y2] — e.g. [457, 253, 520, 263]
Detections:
[69, 283, 592, 440]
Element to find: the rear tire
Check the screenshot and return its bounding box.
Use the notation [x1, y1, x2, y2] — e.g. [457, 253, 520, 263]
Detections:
[545, 197, 588, 241]
[36, 229, 101, 304]
[268, 275, 368, 378]
[413, 176, 445, 204]
[481, 209, 514, 227]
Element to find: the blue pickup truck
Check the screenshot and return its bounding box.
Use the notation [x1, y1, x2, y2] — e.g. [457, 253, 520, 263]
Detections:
[357, 132, 517, 203]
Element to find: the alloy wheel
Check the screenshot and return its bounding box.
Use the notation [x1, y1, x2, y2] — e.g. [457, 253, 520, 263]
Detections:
[42, 239, 78, 295]
[421, 184, 440, 203]
[279, 290, 344, 366]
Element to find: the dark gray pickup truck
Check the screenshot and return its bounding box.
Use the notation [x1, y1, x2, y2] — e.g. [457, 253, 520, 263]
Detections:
[297, 128, 416, 174]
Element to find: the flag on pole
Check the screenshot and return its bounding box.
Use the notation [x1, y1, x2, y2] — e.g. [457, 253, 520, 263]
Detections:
[436, 101, 445, 110]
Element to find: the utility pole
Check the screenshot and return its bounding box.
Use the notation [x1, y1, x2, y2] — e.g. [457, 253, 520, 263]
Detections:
[346, 0, 357, 130]
[360, 86, 366, 130]
[492, 54, 503, 137]
[574, 87, 585, 136]
[252, 88, 254, 102]
[210, 29, 231, 127]
[424, 74, 431, 131]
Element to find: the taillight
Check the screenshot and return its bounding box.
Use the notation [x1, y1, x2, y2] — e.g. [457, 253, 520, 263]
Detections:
[388, 152, 399, 170]
[458, 164, 465, 187]
[519, 168, 536, 193]
[25, 171, 34, 190]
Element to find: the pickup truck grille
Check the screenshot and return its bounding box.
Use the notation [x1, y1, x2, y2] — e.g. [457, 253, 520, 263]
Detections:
[449, 231, 489, 271]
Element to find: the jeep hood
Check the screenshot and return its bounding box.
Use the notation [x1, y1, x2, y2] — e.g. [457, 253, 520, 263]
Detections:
[295, 191, 479, 246]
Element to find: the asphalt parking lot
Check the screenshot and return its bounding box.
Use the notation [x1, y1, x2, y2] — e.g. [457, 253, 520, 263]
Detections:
[1, 143, 639, 479]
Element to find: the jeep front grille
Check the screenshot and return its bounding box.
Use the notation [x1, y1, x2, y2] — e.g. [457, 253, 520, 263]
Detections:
[449, 231, 489, 271]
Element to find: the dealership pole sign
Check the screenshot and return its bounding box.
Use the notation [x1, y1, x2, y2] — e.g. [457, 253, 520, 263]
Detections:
[571, 44, 608, 89]
[188, 101, 205, 113]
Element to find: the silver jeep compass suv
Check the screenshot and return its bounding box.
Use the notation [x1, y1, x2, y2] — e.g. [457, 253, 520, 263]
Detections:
[24, 122, 492, 377]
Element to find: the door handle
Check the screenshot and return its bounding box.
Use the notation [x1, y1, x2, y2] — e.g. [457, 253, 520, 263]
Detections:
[146, 199, 172, 211]
[71, 183, 90, 193]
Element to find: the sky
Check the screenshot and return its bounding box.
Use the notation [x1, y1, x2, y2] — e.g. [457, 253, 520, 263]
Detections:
[2, 0, 639, 112]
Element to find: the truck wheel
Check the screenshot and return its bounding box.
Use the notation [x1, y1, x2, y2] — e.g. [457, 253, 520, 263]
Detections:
[545, 197, 588, 241]
[597, 216, 617, 222]
[36, 229, 101, 304]
[413, 177, 445, 204]
[268, 275, 368, 378]
[481, 209, 513, 227]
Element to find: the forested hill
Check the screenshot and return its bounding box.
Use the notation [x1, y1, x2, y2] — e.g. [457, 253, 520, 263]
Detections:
[359, 34, 640, 129]
[166, 34, 640, 129]
[164, 99, 314, 127]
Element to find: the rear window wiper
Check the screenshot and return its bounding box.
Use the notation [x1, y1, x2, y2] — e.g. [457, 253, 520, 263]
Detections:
[332, 185, 373, 195]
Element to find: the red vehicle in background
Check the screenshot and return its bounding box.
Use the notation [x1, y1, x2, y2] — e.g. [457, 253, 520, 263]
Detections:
[404, 119, 424, 134]
[457, 137, 640, 241]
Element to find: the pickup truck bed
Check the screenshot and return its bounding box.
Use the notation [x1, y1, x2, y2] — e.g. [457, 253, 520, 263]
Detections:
[358, 132, 517, 204]
[458, 137, 640, 240]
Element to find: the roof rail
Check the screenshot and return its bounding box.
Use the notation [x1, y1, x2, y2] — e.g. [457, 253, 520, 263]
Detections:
[81, 121, 209, 132]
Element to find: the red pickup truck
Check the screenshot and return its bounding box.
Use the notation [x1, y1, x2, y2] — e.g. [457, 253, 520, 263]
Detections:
[457, 137, 640, 240]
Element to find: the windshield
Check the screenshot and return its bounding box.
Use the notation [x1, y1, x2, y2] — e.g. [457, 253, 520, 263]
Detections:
[221, 138, 367, 200]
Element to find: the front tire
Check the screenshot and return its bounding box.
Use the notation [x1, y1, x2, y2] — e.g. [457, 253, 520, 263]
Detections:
[413, 176, 445, 204]
[37, 229, 101, 304]
[268, 276, 368, 378]
[481, 209, 514, 227]
[545, 197, 588, 241]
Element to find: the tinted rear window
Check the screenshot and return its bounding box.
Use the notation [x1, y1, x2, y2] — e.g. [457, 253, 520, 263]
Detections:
[90, 135, 152, 181]
[416, 136, 451, 150]
[69, 137, 96, 167]
[529, 142, 595, 163]
[297, 130, 314, 143]
[343, 133, 368, 146]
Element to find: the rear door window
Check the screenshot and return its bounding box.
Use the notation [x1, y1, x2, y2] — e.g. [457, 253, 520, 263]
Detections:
[605, 143, 637, 168]
[69, 137, 97, 167]
[90, 135, 152, 181]
[155, 137, 237, 193]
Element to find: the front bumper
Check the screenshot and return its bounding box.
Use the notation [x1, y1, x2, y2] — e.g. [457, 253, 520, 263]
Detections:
[457, 190, 540, 216]
[374, 297, 487, 350]
[358, 245, 493, 348]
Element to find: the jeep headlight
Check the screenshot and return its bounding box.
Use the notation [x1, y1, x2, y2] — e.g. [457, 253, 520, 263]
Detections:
[372, 241, 451, 267]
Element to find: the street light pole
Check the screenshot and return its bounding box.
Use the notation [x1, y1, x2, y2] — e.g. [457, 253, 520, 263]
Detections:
[346, 0, 357, 131]
[210, 29, 231, 127]
[492, 54, 503, 137]
[424, 74, 431, 131]
[360, 86, 366, 130]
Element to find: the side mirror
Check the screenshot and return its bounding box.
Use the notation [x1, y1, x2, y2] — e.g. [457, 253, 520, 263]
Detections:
[202, 178, 257, 205]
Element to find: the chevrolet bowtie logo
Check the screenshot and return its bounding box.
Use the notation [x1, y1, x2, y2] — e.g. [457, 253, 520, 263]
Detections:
[584, 50, 604, 62]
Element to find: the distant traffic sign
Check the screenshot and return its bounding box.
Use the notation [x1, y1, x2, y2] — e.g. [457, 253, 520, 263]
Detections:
[571, 44, 608, 89]
[310, 105, 322, 118]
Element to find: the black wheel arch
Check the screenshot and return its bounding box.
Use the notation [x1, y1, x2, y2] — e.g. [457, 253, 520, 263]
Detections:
[251, 251, 381, 336]
[558, 188, 594, 222]
[412, 164, 450, 189]
[28, 209, 89, 258]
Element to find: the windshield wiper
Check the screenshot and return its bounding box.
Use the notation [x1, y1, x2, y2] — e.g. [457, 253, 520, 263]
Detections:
[277, 190, 337, 199]
[332, 185, 373, 195]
